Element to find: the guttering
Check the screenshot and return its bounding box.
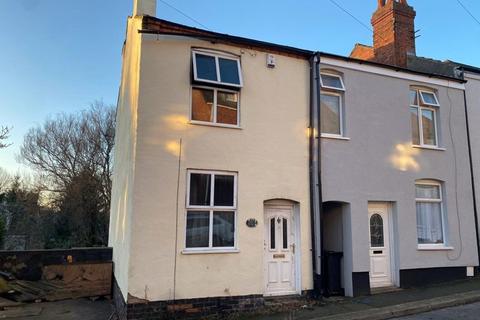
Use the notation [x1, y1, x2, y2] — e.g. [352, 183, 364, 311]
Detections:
[450, 61, 480, 75]
[319, 52, 467, 84]
[138, 33, 312, 59]
[140, 16, 315, 58]
[461, 78, 480, 270]
[463, 66, 480, 74]
[309, 52, 323, 296]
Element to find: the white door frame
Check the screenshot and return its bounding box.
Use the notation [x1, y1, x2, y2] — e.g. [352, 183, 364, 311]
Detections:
[293, 203, 302, 294]
[263, 203, 301, 296]
[368, 202, 398, 288]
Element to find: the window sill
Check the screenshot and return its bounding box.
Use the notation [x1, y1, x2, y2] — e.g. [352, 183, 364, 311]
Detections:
[321, 134, 350, 141]
[412, 145, 446, 151]
[189, 120, 242, 130]
[182, 249, 239, 255]
[417, 245, 454, 251]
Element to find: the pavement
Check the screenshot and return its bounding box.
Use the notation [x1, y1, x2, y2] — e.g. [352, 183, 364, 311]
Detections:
[392, 301, 480, 320]
[243, 278, 480, 320]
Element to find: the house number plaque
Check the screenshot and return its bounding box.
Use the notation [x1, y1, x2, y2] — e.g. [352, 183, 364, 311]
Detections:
[246, 218, 258, 228]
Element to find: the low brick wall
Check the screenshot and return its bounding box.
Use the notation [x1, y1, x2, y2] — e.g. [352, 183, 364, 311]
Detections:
[113, 278, 128, 320]
[0, 248, 112, 281]
[113, 277, 265, 320]
[129, 295, 264, 320]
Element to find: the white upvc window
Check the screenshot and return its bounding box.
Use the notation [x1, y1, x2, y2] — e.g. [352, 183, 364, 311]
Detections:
[185, 170, 237, 252]
[415, 180, 447, 247]
[191, 86, 240, 127]
[320, 71, 345, 138]
[192, 50, 243, 88]
[419, 90, 440, 107]
[320, 72, 345, 91]
[410, 88, 439, 147]
[320, 92, 343, 137]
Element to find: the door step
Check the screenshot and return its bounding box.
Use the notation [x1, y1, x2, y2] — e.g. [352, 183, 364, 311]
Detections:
[370, 286, 403, 295]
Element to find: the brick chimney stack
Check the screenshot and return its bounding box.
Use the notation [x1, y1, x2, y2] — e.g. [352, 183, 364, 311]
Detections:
[350, 0, 416, 67]
[372, 0, 416, 66]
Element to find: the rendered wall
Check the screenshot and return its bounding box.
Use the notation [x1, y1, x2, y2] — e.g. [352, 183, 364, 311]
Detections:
[108, 16, 143, 300]
[465, 72, 480, 260]
[126, 35, 313, 301]
[320, 62, 479, 296]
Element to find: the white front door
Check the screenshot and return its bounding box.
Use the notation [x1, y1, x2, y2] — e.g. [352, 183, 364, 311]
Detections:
[368, 203, 393, 288]
[264, 206, 296, 296]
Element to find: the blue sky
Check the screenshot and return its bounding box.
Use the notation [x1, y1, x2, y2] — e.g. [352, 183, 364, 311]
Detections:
[0, 0, 479, 174]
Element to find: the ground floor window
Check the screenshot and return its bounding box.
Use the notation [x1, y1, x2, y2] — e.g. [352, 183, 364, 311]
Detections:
[185, 170, 237, 250]
[415, 180, 445, 245]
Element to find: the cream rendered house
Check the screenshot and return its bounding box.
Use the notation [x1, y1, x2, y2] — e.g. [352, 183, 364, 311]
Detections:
[109, 2, 315, 318]
[109, 0, 480, 318]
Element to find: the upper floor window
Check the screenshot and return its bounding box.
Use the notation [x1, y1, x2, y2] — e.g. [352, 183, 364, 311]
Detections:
[191, 87, 239, 126]
[410, 88, 439, 147]
[320, 72, 345, 137]
[192, 50, 243, 87]
[191, 50, 242, 127]
[185, 170, 237, 251]
[320, 73, 345, 91]
[415, 180, 446, 246]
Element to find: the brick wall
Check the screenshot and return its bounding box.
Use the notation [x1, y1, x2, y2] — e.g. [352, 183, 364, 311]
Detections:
[113, 276, 265, 319]
[127, 295, 264, 320]
[113, 278, 128, 320]
[113, 275, 316, 319]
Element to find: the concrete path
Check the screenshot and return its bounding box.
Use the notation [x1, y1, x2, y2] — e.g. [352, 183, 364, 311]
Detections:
[393, 301, 480, 320]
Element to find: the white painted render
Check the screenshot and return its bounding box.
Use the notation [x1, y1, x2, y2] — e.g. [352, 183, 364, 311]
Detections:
[108, 17, 143, 299]
[133, 0, 156, 17]
[115, 30, 313, 302]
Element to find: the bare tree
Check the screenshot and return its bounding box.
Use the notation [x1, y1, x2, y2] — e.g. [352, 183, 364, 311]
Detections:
[81, 102, 115, 209]
[19, 102, 115, 200]
[19, 101, 115, 248]
[0, 126, 11, 149]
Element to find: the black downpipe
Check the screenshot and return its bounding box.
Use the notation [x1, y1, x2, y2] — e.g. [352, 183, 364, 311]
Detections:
[462, 88, 480, 270]
[308, 55, 317, 295]
[309, 53, 324, 297]
[309, 53, 323, 297]
[315, 53, 325, 294]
